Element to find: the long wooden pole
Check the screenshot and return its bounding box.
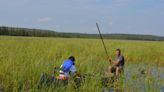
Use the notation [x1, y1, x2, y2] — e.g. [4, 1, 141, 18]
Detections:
[96, 23, 111, 64]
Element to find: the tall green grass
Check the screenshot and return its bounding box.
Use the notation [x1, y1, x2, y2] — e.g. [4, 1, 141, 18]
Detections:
[0, 36, 164, 92]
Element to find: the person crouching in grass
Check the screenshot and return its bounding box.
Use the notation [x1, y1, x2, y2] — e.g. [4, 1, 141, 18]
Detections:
[56, 56, 76, 80]
[108, 49, 125, 76]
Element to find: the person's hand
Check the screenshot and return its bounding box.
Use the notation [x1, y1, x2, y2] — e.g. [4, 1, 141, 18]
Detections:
[108, 57, 112, 62]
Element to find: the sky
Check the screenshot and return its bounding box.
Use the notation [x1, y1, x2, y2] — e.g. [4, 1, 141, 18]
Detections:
[0, 0, 164, 36]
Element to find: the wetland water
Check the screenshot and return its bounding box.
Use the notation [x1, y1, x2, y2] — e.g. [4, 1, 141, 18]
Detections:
[104, 64, 164, 92]
[125, 64, 164, 92]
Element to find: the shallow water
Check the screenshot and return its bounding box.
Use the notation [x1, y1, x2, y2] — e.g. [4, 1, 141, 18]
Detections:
[125, 64, 164, 92]
[105, 64, 164, 92]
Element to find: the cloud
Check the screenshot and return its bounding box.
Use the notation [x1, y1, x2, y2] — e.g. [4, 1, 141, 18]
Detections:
[38, 17, 53, 23]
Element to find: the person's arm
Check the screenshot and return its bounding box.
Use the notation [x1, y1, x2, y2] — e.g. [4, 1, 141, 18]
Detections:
[112, 60, 119, 65]
[108, 57, 112, 62]
[113, 56, 123, 65]
[70, 65, 76, 73]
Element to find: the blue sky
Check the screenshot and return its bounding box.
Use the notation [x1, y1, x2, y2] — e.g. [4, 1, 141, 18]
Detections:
[0, 0, 164, 36]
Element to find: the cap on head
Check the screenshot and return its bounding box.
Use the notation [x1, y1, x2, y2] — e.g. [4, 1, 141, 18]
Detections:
[68, 56, 75, 61]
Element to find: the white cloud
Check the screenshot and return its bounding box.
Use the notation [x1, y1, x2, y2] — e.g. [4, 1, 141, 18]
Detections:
[38, 17, 53, 23]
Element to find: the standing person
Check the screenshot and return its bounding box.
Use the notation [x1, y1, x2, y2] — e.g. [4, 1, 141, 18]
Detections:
[56, 56, 76, 80]
[108, 49, 124, 76]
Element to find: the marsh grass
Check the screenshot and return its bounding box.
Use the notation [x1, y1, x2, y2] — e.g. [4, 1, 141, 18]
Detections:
[0, 36, 164, 92]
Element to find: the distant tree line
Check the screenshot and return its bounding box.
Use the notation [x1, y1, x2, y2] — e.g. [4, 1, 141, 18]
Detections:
[0, 26, 164, 41]
[0, 26, 58, 37]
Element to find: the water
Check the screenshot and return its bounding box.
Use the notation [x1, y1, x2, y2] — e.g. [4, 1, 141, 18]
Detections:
[103, 64, 164, 92]
[125, 64, 164, 92]
[160, 86, 164, 92]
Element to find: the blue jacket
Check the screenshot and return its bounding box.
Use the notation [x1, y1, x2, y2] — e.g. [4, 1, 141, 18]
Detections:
[61, 59, 74, 72]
